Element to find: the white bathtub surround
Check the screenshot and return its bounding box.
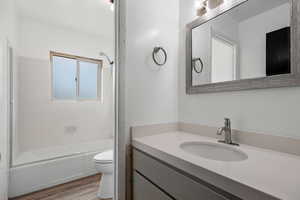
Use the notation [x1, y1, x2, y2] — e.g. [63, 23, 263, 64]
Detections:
[8, 139, 113, 198]
[12, 14, 115, 165]
[13, 139, 113, 167]
[14, 56, 114, 158]
[132, 132, 300, 200]
[94, 150, 114, 199]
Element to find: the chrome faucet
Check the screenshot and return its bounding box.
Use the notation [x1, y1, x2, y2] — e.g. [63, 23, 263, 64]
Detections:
[217, 118, 239, 146]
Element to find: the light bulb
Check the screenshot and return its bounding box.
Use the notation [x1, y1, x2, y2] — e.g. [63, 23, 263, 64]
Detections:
[195, 1, 201, 9]
[110, 3, 114, 11]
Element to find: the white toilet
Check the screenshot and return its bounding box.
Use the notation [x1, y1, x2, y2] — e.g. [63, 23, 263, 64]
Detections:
[94, 150, 114, 199]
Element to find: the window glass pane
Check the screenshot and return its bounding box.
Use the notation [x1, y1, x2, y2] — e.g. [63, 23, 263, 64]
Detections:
[79, 61, 99, 99]
[53, 56, 77, 99]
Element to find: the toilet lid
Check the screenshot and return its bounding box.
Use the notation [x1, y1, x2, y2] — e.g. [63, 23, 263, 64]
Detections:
[94, 150, 113, 163]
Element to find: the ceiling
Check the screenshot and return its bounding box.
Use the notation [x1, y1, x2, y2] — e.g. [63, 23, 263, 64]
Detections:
[16, 0, 114, 38]
[230, 0, 290, 22]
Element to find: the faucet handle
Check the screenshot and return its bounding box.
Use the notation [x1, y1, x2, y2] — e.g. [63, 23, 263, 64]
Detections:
[216, 127, 224, 135]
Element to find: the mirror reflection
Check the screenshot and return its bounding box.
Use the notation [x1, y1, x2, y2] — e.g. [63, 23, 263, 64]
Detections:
[192, 0, 291, 86]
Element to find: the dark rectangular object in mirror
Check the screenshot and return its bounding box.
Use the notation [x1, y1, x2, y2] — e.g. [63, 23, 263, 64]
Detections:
[266, 27, 291, 76]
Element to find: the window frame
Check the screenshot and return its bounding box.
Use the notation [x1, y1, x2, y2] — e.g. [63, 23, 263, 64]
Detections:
[50, 51, 103, 102]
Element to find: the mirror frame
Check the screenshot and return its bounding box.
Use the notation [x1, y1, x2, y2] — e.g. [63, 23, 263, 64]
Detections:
[186, 0, 299, 94]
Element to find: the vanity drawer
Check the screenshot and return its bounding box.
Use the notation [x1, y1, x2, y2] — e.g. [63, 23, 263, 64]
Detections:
[133, 149, 237, 200]
[133, 171, 173, 200]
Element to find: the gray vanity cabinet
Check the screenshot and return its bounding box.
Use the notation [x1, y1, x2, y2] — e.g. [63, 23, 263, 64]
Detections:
[133, 149, 239, 200]
[133, 171, 173, 200]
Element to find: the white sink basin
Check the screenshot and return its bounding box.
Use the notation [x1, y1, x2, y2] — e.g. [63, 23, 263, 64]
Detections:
[180, 141, 248, 162]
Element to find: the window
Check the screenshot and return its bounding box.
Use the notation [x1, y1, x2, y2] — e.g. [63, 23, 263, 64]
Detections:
[51, 52, 102, 100]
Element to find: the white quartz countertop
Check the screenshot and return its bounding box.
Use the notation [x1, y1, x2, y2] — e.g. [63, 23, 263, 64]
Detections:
[132, 132, 300, 200]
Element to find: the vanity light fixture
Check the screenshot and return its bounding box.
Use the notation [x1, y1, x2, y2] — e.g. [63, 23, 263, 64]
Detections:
[110, 4, 114, 11]
[197, 5, 207, 16]
[196, 1, 207, 16]
[106, 0, 114, 11]
[205, 0, 224, 9]
[197, 0, 224, 16]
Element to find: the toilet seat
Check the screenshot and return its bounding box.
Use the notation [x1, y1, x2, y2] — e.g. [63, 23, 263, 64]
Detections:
[94, 150, 113, 164]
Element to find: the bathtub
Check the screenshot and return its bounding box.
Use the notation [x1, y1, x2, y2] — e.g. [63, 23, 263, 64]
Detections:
[8, 139, 113, 198]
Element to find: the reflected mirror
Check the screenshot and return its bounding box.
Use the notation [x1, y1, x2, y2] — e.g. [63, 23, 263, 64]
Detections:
[191, 0, 291, 86]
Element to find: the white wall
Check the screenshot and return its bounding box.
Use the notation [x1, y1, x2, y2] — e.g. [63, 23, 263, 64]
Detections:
[18, 17, 114, 60]
[179, 0, 300, 139]
[0, 0, 18, 46]
[118, 0, 179, 198]
[239, 3, 290, 79]
[125, 0, 179, 127]
[14, 17, 114, 156]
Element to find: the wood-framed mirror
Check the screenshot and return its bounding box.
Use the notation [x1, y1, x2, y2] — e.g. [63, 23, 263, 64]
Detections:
[186, 0, 300, 94]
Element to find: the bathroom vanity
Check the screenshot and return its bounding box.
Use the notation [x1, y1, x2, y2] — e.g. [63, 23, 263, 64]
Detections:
[132, 132, 300, 200]
[133, 149, 242, 200]
[133, 149, 237, 200]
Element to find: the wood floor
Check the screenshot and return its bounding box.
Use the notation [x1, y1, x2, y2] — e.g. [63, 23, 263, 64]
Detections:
[10, 174, 112, 200]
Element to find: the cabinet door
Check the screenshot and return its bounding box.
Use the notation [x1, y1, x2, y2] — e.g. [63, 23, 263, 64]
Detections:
[134, 172, 173, 200]
[133, 150, 230, 200]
